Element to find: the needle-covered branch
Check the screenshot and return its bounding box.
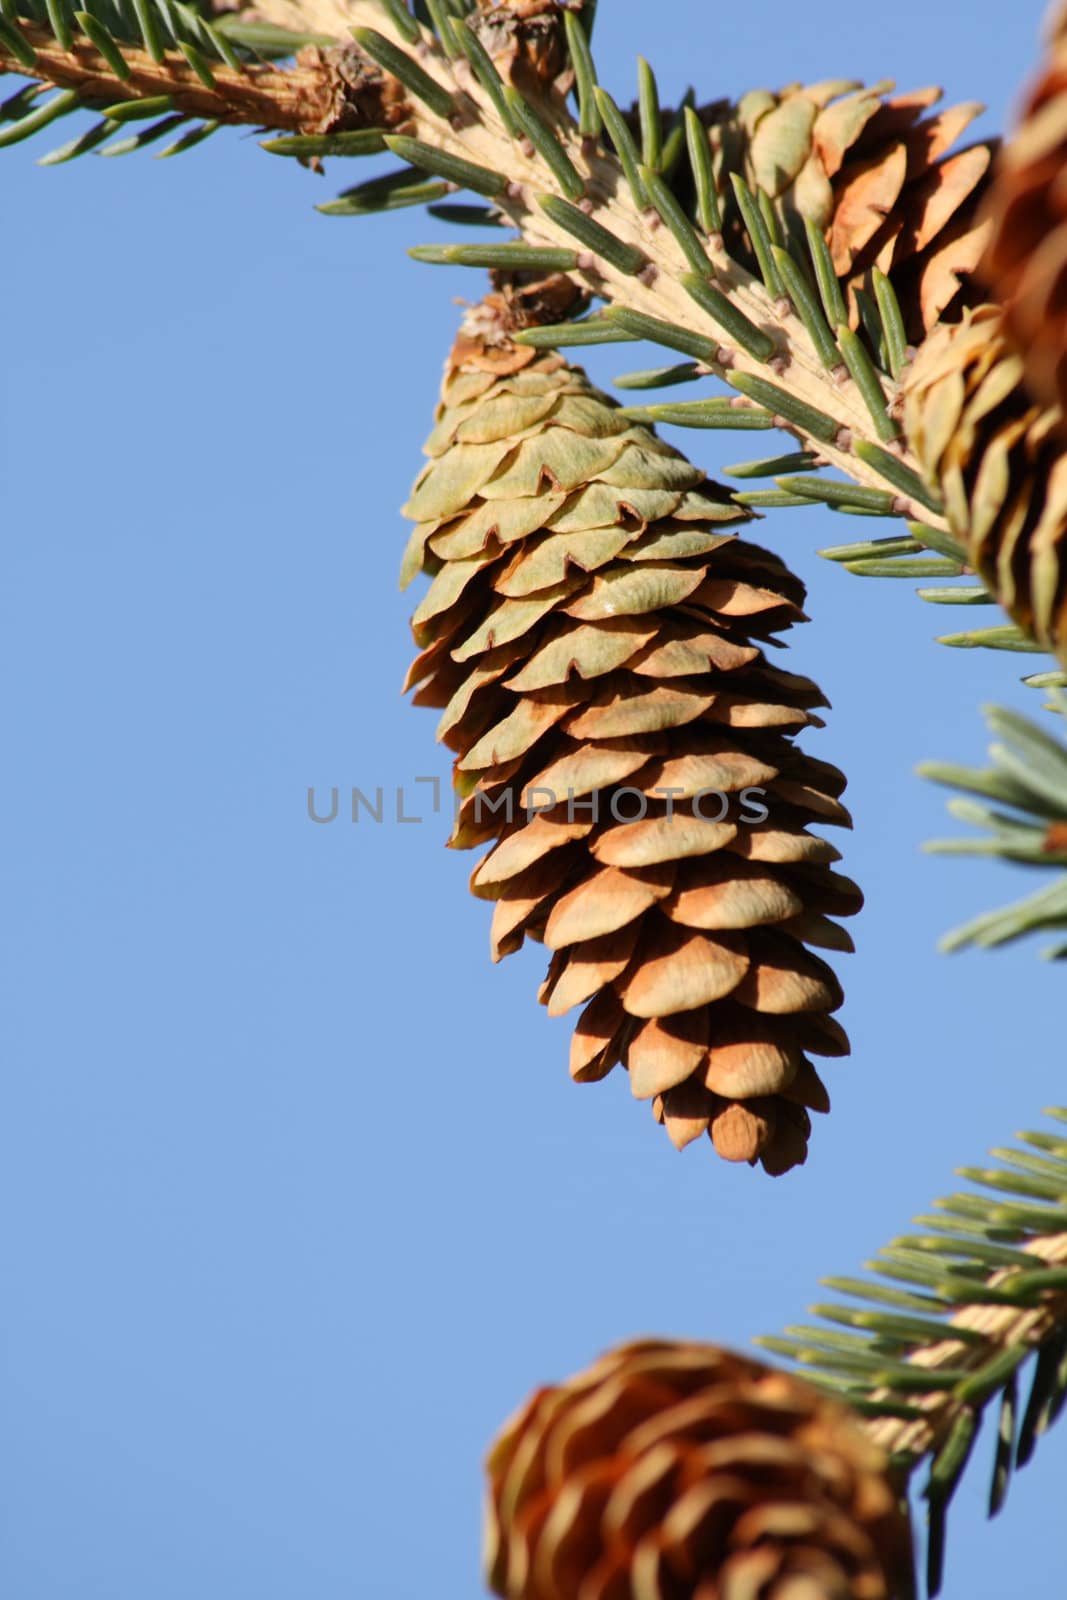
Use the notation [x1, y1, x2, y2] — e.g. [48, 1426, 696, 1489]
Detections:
[0, 6, 414, 150]
[2, 20, 329, 129]
[762, 1109, 1067, 1593]
[221, 0, 958, 524]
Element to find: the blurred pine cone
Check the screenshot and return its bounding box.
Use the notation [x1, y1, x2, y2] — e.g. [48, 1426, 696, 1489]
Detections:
[903, 303, 1067, 662]
[402, 285, 860, 1176]
[695, 79, 996, 343]
[979, 2, 1067, 418]
[484, 1338, 915, 1600]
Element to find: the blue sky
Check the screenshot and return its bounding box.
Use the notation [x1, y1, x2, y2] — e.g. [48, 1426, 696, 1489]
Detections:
[2, 2, 1064, 1595]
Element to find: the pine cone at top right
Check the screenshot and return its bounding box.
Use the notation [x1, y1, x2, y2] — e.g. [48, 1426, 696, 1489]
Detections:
[903, 304, 1067, 664]
[979, 1, 1067, 419]
[690, 77, 998, 344]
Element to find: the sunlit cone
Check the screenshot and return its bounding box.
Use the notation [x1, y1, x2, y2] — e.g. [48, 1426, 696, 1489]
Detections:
[903, 303, 1067, 664]
[696, 78, 997, 342]
[979, 2, 1067, 418]
[484, 1338, 915, 1600]
[401, 281, 860, 1176]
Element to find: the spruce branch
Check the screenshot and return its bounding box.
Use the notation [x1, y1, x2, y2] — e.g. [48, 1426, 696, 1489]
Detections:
[920, 702, 1067, 955]
[860, 1230, 1067, 1465]
[232, 1, 1067, 694]
[212, 0, 364, 38]
[225, 0, 953, 525]
[0, 7, 415, 148]
[0, 20, 336, 129]
[761, 1110, 1067, 1592]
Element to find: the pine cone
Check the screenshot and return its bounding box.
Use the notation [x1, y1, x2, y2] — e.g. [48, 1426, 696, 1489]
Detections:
[484, 1339, 915, 1600]
[402, 292, 860, 1176]
[903, 303, 1067, 662]
[697, 79, 996, 344]
[979, 2, 1067, 418]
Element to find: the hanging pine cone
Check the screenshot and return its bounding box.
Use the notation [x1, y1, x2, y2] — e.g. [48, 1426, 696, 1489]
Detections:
[694, 78, 996, 343]
[484, 1338, 915, 1600]
[903, 303, 1067, 664]
[979, 2, 1067, 419]
[402, 283, 860, 1176]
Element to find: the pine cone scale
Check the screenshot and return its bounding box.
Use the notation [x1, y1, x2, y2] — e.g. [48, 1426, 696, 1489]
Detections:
[545, 864, 673, 949]
[618, 924, 750, 1018]
[591, 815, 738, 869]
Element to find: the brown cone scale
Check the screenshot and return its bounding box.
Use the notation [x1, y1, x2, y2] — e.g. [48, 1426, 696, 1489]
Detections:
[402, 290, 861, 1175]
[484, 1339, 915, 1600]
